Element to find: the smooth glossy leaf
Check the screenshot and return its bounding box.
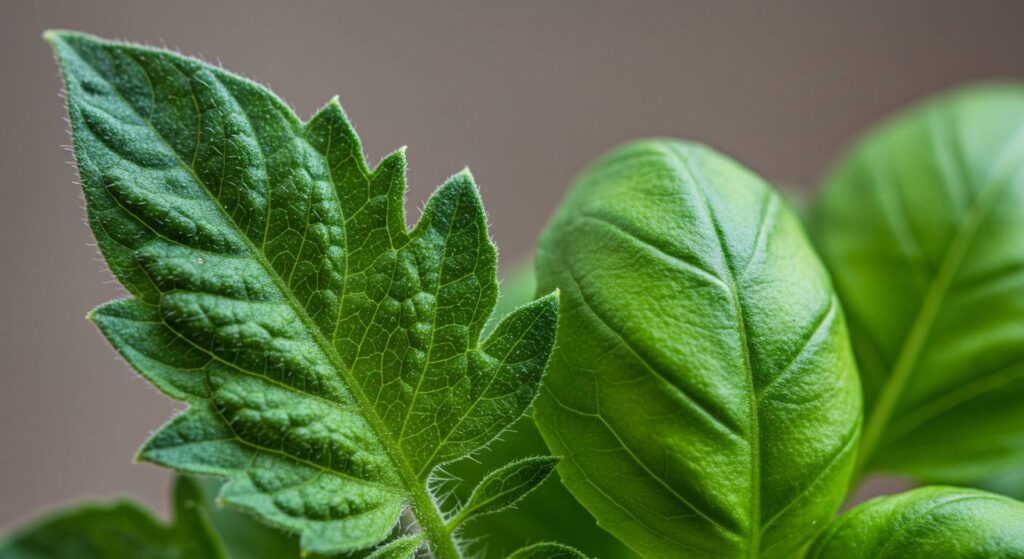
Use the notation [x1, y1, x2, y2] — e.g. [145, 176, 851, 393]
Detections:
[506, 542, 588, 559]
[49, 30, 559, 558]
[813, 84, 1024, 483]
[450, 456, 559, 528]
[451, 265, 636, 559]
[807, 486, 1024, 558]
[535, 140, 862, 558]
[0, 477, 225, 559]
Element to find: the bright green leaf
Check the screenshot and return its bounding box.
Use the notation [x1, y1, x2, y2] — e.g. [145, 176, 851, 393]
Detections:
[0, 477, 225, 559]
[535, 140, 862, 558]
[506, 542, 588, 559]
[807, 486, 1024, 558]
[49, 30, 559, 558]
[450, 456, 559, 528]
[813, 84, 1024, 483]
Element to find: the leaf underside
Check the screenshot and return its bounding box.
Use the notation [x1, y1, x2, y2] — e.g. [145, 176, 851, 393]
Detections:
[814, 84, 1024, 482]
[535, 140, 862, 558]
[49, 30, 557, 557]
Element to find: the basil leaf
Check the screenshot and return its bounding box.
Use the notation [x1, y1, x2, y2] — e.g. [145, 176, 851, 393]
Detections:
[49, 30, 559, 557]
[534, 140, 862, 558]
[0, 478, 225, 559]
[807, 486, 1024, 558]
[813, 85, 1024, 482]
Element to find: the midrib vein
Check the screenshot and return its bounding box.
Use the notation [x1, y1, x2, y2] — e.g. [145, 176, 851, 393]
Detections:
[69, 42, 461, 559]
[667, 145, 762, 557]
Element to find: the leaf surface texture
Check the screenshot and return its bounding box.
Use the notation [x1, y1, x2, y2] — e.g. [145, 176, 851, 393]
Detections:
[807, 486, 1024, 558]
[535, 140, 862, 558]
[49, 31, 558, 557]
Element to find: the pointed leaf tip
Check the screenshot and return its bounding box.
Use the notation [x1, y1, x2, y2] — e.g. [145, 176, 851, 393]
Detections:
[507, 542, 590, 559]
[54, 31, 559, 559]
[364, 534, 425, 559]
[450, 456, 560, 529]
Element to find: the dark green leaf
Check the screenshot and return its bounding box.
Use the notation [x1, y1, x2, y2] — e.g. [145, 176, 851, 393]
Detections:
[0, 477, 225, 559]
[450, 456, 559, 528]
[807, 486, 1024, 558]
[813, 84, 1024, 483]
[535, 140, 862, 558]
[48, 30, 559, 558]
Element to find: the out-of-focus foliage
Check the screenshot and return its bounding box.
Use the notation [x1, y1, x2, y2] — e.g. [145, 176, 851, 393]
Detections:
[0, 478, 225, 559]
[814, 85, 1024, 484]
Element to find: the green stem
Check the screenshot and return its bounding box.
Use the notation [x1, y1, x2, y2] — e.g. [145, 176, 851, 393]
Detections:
[408, 485, 461, 559]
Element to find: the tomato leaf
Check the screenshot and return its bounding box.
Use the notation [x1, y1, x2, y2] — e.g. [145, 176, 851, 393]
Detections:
[364, 535, 425, 559]
[450, 456, 559, 528]
[48, 30, 559, 558]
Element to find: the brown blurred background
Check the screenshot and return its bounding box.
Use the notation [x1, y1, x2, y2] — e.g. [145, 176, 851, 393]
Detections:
[2, 0, 1024, 529]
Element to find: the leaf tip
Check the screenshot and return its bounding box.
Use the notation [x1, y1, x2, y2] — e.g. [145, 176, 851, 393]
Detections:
[42, 29, 82, 43]
[42, 29, 90, 48]
[456, 166, 475, 184]
[537, 289, 560, 311]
